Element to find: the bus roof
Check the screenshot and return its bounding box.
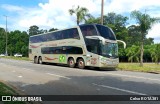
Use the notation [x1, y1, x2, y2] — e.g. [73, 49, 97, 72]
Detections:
[30, 25, 78, 37]
[30, 24, 110, 37]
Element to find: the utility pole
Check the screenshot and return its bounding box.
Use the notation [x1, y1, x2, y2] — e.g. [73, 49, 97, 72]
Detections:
[101, 0, 104, 25]
[4, 15, 8, 56]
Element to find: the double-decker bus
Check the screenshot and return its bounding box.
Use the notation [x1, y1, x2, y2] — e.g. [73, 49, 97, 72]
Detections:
[29, 24, 125, 69]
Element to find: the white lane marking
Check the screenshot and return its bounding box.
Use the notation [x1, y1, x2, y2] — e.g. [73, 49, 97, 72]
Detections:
[22, 68, 34, 71]
[18, 76, 23, 78]
[105, 73, 160, 82]
[92, 83, 147, 95]
[46, 73, 71, 80]
[21, 84, 29, 87]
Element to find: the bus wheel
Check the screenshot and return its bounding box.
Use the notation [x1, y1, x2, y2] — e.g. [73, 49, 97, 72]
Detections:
[34, 57, 37, 64]
[38, 57, 43, 64]
[78, 58, 85, 69]
[68, 58, 75, 68]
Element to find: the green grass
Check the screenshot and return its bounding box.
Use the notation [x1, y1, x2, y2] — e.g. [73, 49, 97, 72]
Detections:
[0, 56, 30, 61]
[0, 82, 17, 95]
[0, 82, 26, 104]
[118, 63, 160, 73]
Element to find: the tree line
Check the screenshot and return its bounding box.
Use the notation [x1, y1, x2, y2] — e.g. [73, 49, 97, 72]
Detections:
[0, 26, 57, 57]
[0, 6, 159, 64]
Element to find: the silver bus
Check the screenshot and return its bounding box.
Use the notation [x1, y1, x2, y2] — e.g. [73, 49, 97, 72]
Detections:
[29, 24, 125, 69]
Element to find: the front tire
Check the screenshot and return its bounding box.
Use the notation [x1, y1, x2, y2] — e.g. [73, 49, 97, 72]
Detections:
[68, 58, 75, 68]
[78, 58, 85, 69]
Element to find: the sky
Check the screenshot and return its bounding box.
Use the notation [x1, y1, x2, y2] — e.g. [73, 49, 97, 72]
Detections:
[0, 0, 160, 43]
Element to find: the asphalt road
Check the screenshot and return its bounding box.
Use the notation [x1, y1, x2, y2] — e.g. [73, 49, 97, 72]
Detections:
[0, 58, 160, 104]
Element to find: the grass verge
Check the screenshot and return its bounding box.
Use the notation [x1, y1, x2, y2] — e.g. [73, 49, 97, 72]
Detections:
[118, 63, 160, 74]
[0, 82, 26, 104]
[0, 56, 29, 61]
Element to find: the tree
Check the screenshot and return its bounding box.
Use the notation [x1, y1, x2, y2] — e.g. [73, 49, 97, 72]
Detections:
[8, 30, 29, 56]
[128, 25, 154, 47]
[28, 25, 39, 36]
[104, 12, 128, 27]
[85, 17, 101, 24]
[127, 25, 141, 46]
[125, 45, 140, 63]
[28, 25, 46, 36]
[144, 38, 154, 45]
[69, 6, 91, 25]
[0, 27, 6, 54]
[49, 28, 58, 32]
[150, 44, 160, 64]
[131, 10, 160, 67]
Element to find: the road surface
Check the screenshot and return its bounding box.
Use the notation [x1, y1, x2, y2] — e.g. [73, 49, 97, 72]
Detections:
[0, 58, 160, 104]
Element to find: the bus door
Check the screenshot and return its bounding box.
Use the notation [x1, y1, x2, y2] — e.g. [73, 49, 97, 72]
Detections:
[85, 38, 100, 67]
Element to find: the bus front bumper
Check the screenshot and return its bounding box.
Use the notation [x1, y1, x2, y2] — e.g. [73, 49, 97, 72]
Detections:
[99, 58, 119, 68]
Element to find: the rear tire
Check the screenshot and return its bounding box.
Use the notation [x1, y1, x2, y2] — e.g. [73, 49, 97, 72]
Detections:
[78, 58, 85, 69]
[38, 57, 43, 64]
[68, 58, 75, 68]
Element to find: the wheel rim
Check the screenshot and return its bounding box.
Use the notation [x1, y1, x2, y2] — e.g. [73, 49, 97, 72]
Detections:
[78, 59, 85, 68]
[70, 60, 74, 65]
[79, 61, 83, 67]
[68, 58, 75, 68]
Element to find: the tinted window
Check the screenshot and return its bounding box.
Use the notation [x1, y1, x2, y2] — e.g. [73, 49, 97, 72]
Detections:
[85, 38, 101, 55]
[65, 46, 83, 54]
[68, 28, 80, 39]
[30, 35, 44, 43]
[55, 31, 62, 40]
[80, 25, 98, 37]
[30, 28, 80, 43]
[96, 25, 116, 40]
[41, 46, 83, 54]
[30, 28, 79, 43]
[47, 33, 56, 41]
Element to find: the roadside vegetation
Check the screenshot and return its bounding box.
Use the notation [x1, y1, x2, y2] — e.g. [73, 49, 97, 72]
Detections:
[118, 63, 160, 74]
[0, 56, 29, 61]
[0, 82, 26, 104]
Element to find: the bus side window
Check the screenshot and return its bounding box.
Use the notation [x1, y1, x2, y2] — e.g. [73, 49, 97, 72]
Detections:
[66, 29, 72, 39]
[55, 31, 60, 40]
[49, 33, 55, 41]
[60, 30, 66, 39]
[73, 29, 80, 39]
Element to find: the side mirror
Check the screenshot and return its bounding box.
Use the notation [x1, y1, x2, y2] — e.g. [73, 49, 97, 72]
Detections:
[117, 40, 126, 49]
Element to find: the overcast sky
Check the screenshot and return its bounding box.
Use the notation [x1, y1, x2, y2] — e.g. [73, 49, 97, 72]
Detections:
[0, 0, 160, 43]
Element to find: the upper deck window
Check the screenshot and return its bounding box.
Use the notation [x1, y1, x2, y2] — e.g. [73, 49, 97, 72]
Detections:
[80, 25, 98, 37]
[96, 25, 116, 40]
[29, 28, 80, 43]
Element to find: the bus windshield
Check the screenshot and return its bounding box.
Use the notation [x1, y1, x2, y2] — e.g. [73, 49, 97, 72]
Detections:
[96, 24, 116, 40]
[80, 24, 118, 58]
[100, 42, 118, 58]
